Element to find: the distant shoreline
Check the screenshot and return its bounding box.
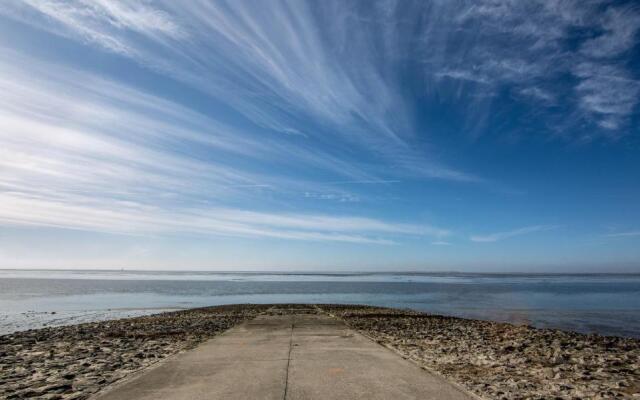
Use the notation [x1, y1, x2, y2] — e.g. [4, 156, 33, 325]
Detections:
[2, 268, 640, 276]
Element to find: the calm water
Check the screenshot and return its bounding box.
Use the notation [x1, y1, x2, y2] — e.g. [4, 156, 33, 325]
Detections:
[1, 270, 640, 337]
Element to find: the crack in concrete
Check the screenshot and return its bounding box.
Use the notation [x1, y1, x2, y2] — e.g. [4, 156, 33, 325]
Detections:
[283, 321, 294, 400]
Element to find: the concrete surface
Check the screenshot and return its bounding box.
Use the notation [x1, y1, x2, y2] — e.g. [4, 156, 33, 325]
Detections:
[93, 307, 474, 400]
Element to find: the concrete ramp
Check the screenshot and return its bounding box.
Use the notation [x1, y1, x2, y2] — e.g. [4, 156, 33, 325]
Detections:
[93, 307, 474, 400]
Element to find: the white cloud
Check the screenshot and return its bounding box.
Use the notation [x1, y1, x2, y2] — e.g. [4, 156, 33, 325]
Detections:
[5, 0, 639, 144]
[0, 192, 429, 245]
[9, 0, 637, 153]
[0, 50, 449, 245]
[420, 0, 640, 136]
[304, 192, 360, 203]
[605, 231, 640, 238]
[580, 6, 640, 58]
[0, 0, 636, 250]
[7, 0, 185, 55]
[435, 69, 490, 84]
[0, 0, 477, 182]
[470, 225, 558, 243]
[518, 87, 555, 103]
[573, 62, 640, 131]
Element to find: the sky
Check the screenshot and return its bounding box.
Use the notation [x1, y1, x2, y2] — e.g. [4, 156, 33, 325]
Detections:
[0, 0, 639, 272]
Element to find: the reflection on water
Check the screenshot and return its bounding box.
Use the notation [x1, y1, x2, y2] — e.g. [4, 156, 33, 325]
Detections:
[1, 270, 639, 337]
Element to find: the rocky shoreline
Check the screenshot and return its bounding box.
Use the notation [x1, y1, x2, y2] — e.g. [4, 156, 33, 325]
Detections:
[317, 305, 640, 399]
[1, 304, 639, 399]
[0, 304, 271, 399]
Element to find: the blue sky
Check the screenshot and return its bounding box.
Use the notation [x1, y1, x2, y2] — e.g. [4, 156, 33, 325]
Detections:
[0, 0, 639, 271]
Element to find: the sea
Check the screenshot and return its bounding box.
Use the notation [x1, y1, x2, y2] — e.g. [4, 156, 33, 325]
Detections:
[1, 270, 639, 338]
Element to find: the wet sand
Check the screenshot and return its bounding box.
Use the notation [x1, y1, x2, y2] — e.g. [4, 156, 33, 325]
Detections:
[1, 304, 639, 399]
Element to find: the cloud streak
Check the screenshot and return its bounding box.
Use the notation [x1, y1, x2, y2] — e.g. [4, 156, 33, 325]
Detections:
[471, 225, 558, 243]
[4, 0, 639, 143]
[0, 0, 485, 182]
[420, 0, 640, 137]
[0, 191, 430, 244]
[0, 0, 637, 256]
[0, 49, 447, 244]
[605, 231, 640, 238]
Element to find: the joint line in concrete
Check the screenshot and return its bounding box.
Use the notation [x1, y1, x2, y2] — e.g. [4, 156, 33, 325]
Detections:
[282, 322, 294, 400]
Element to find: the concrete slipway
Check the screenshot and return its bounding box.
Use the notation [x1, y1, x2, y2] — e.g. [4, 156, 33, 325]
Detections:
[93, 307, 474, 400]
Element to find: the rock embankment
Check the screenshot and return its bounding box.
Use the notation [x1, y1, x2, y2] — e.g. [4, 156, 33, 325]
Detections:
[0, 304, 270, 400]
[319, 305, 640, 399]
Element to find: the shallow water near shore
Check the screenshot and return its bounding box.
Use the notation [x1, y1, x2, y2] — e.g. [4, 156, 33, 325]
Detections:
[1, 270, 640, 337]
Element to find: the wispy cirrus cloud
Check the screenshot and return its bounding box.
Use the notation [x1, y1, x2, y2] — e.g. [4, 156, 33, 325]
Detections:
[604, 231, 640, 238]
[420, 0, 640, 138]
[573, 62, 640, 131]
[580, 5, 640, 59]
[0, 0, 482, 182]
[304, 192, 360, 203]
[470, 225, 559, 243]
[0, 0, 637, 258]
[4, 0, 639, 144]
[0, 49, 447, 244]
[0, 191, 431, 245]
[518, 87, 555, 104]
[4, 0, 185, 55]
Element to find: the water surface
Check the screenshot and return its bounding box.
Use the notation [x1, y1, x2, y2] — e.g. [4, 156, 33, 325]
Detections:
[1, 270, 639, 337]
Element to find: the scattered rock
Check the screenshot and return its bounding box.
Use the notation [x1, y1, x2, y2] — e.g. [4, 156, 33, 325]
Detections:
[3, 304, 638, 400]
[0, 304, 269, 399]
[318, 304, 640, 400]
